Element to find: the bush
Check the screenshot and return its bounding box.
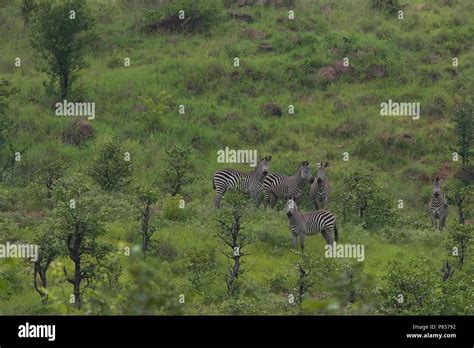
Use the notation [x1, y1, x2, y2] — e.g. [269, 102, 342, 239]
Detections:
[371, 0, 402, 14]
[137, 91, 172, 131]
[90, 141, 133, 191]
[148, 0, 223, 33]
[161, 144, 195, 196]
[378, 258, 437, 314]
[186, 247, 218, 289]
[340, 171, 399, 229]
[163, 194, 187, 221]
[444, 224, 473, 267]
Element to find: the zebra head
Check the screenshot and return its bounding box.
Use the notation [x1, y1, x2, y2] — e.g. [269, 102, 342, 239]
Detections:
[298, 161, 313, 183]
[257, 155, 272, 177]
[285, 196, 298, 217]
[432, 176, 444, 198]
[316, 161, 329, 184]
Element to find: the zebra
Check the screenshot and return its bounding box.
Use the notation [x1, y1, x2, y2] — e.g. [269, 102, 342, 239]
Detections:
[263, 161, 314, 209]
[212, 155, 272, 208]
[285, 197, 338, 251]
[310, 161, 330, 210]
[428, 176, 448, 230]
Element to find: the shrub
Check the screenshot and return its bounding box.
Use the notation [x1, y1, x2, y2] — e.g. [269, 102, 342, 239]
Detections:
[445, 224, 473, 267]
[147, 0, 223, 33]
[137, 91, 172, 131]
[90, 141, 133, 191]
[340, 171, 399, 229]
[161, 144, 195, 196]
[163, 194, 186, 221]
[378, 258, 437, 314]
[371, 0, 402, 14]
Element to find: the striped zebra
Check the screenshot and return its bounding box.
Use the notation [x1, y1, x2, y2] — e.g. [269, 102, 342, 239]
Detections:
[285, 198, 338, 250]
[310, 161, 330, 210]
[263, 161, 313, 208]
[212, 156, 272, 208]
[428, 176, 448, 230]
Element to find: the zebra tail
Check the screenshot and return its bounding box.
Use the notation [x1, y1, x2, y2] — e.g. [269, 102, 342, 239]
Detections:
[334, 223, 339, 242]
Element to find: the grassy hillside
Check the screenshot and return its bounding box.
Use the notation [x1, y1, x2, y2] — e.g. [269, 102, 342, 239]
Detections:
[0, 0, 473, 315]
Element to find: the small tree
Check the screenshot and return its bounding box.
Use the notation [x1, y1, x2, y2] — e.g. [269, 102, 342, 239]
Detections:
[293, 256, 313, 313]
[453, 101, 473, 172]
[53, 175, 111, 309]
[447, 182, 472, 224]
[20, 0, 36, 31]
[445, 224, 473, 267]
[33, 227, 60, 304]
[90, 141, 133, 191]
[216, 190, 253, 297]
[135, 186, 159, 252]
[162, 144, 195, 196]
[36, 149, 68, 200]
[379, 258, 436, 314]
[30, 0, 93, 98]
[340, 172, 397, 228]
[0, 79, 16, 177]
[137, 91, 171, 131]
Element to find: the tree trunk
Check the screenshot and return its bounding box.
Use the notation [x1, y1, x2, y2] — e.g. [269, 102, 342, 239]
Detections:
[73, 260, 82, 309]
[60, 74, 69, 99]
[458, 206, 465, 224]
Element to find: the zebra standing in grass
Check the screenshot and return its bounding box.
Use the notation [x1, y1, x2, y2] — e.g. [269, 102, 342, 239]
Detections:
[429, 176, 448, 230]
[310, 161, 330, 210]
[263, 161, 314, 208]
[213, 155, 272, 208]
[285, 197, 338, 250]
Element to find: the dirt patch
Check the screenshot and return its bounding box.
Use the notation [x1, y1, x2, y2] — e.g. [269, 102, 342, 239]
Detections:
[228, 10, 253, 23]
[366, 64, 386, 79]
[262, 103, 282, 117]
[242, 28, 266, 39]
[316, 66, 337, 82]
[403, 167, 430, 183]
[62, 119, 94, 146]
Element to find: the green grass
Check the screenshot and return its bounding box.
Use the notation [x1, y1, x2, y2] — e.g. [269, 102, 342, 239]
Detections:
[0, 0, 473, 315]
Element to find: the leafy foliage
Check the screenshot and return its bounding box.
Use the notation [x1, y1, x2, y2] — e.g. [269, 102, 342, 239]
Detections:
[453, 100, 474, 172]
[161, 144, 195, 196]
[340, 171, 398, 228]
[90, 141, 133, 191]
[30, 0, 93, 97]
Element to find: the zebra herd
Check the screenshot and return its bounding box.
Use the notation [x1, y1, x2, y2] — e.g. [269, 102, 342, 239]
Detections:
[213, 158, 337, 250]
[213, 159, 450, 251]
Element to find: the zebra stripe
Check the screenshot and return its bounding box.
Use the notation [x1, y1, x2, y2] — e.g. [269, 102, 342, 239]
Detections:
[263, 161, 313, 208]
[213, 156, 271, 208]
[428, 177, 448, 229]
[285, 199, 338, 250]
[310, 161, 330, 210]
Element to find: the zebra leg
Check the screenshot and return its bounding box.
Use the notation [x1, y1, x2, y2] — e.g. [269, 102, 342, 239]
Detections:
[299, 234, 305, 252]
[250, 190, 259, 207]
[291, 233, 297, 249]
[214, 191, 225, 209]
[263, 190, 270, 209]
[430, 213, 436, 228]
[440, 214, 446, 230]
[270, 193, 277, 209]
